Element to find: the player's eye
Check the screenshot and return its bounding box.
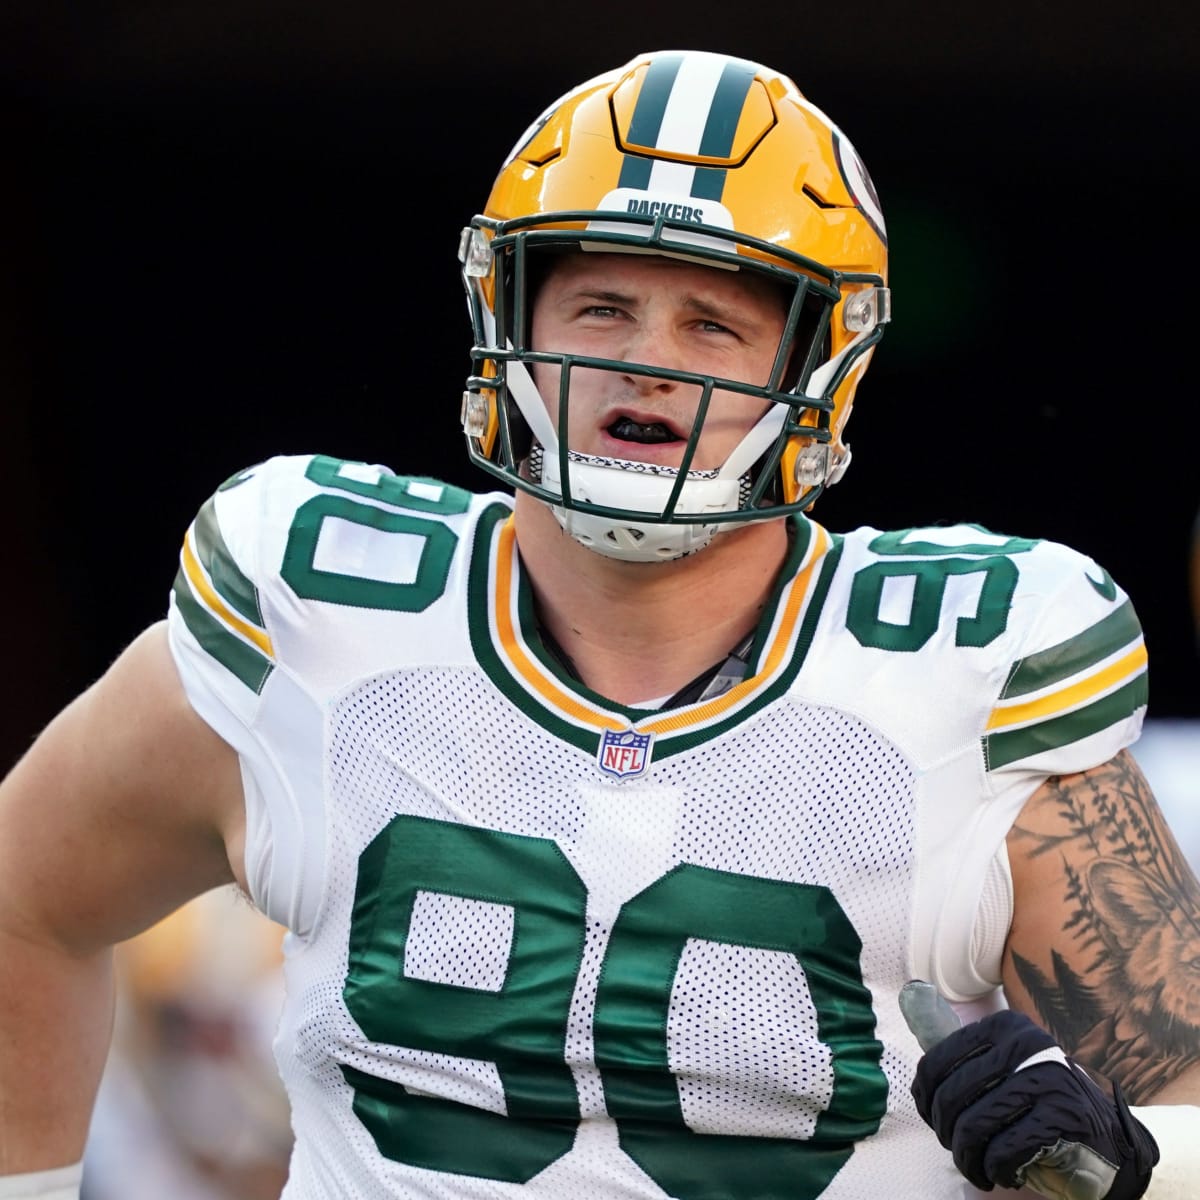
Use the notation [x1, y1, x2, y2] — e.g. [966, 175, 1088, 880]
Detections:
[698, 319, 736, 335]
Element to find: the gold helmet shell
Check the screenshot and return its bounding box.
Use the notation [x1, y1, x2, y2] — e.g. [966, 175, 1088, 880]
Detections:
[460, 50, 889, 552]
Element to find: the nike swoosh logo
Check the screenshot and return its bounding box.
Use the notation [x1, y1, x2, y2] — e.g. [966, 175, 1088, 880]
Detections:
[1085, 567, 1117, 600]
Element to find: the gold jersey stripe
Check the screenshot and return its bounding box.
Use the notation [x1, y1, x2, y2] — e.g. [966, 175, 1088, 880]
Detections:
[494, 519, 626, 731]
[181, 529, 275, 658]
[986, 642, 1147, 732]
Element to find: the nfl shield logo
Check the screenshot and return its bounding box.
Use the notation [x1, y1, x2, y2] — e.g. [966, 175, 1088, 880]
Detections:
[597, 728, 654, 780]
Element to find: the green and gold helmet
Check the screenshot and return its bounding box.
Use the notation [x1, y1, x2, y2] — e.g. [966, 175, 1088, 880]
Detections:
[460, 49, 890, 561]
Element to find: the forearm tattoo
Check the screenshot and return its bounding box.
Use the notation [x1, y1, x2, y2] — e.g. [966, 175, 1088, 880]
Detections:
[1008, 751, 1200, 1102]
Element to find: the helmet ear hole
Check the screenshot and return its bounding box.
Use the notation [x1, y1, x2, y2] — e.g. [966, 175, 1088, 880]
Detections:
[772, 439, 830, 504]
[793, 442, 832, 488]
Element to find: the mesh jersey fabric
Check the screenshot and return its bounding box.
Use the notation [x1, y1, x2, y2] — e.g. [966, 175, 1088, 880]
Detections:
[166, 453, 1147, 1199]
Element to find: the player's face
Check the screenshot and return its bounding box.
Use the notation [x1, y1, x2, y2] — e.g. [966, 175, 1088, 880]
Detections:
[529, 252, 788, 471]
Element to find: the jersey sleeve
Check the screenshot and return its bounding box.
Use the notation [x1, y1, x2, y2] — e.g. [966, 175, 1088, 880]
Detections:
[169, 462, 277, 721]
[166, 456, 329, 937]
[983, 542, 1147, 789]
[165, 453, 490, 937]
[904, 533, 1149, 1002]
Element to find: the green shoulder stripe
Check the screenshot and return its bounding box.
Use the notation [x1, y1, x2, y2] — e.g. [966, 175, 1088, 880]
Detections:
[193, 496, 265, 628]
[173, 567, 273, 694]
[985, 673, 1148, 771]
[1001, 599, 1141, 699]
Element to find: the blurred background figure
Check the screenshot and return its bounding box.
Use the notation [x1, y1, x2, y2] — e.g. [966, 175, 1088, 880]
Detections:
[82, 886, 292, 1200]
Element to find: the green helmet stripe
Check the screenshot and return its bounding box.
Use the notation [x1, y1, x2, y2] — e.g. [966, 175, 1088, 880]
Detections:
[690, 167, 727, 201]
[698, 59, 757, 157]
[616, 56, 758, 204]
[625, 52, 683, 147]
[690, 59, 758, 200]
[617, 53, 682, 189]
[617, 154, 653, 190]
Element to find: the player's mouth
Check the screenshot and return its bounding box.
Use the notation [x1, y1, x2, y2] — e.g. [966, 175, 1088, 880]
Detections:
[604, 413, 685, 446]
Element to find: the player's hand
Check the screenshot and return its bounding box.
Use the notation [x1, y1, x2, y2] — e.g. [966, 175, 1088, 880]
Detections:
[909, 1007, 1159, 1199]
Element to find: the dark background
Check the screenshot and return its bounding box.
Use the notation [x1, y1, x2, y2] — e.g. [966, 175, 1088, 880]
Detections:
[4, 2, 1198, 772]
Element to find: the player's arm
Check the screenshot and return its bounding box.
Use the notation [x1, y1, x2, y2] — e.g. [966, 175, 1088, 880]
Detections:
[910, 750, 1200, 1199]
[1004, 749, 1200, 1105]
[0, 621, 244, 1179]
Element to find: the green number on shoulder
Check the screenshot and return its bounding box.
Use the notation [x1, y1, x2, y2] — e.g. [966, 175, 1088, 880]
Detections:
[304, 454, 471, 515]
[866, 529, 1038, 558]
[846, 530, 1035, 651]
[282, 455, 470, 611]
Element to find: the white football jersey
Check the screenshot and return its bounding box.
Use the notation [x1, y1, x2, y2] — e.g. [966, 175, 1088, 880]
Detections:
[166, 454, 1147, 1200]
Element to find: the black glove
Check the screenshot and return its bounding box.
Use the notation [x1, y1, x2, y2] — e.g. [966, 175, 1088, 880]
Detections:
[910, 1009, 1159, 1199]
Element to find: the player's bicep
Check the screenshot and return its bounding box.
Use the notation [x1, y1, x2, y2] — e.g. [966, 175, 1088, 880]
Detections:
[0, 621, 243, 955]
[1003, 749, 1200, 1103]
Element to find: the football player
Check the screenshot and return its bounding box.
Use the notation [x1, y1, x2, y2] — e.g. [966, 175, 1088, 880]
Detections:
[1, 49, 1197, 1200]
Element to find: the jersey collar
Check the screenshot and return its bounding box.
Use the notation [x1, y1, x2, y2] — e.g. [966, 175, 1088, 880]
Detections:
[467, 508, 842, 765]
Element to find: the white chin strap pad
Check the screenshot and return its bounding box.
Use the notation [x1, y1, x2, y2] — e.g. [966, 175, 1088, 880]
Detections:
[540, 452, 742, 563]
[557, 509, 716, 561]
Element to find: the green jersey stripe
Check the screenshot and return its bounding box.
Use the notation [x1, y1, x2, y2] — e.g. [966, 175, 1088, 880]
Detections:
[746, 515, 816, 672]
[194, 497, 266, 628]
[466, 505, 600, 757]
[509, 567, 640, 719]
[985, 673, 1148, 771]
[1001, 599, 1141, 699]
[173, 567, 273, 694]
[789, 532, 843, 669]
